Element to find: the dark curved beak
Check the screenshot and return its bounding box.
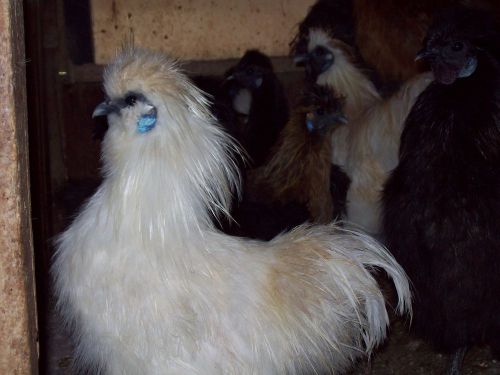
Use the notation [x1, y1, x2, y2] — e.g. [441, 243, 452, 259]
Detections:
[415, 48, 437, 62]
[306, 55, 334, 79]
[92, 101, 118, 118]
[293, 53, 309, 65]
[298, 46, 335, 80]
[336, 114, 348, 125]
[229, 71, 244, 82]
[307, 112, 348, 134]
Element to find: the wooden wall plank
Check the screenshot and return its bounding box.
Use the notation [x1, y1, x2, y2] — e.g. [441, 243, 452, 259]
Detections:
[91, 0, 315, 64]
[0, 1, 38, 373]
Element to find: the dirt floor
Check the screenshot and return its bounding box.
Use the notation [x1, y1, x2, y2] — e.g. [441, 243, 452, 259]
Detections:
[49, 315, 499, 375]
[350, 319, 499, 375]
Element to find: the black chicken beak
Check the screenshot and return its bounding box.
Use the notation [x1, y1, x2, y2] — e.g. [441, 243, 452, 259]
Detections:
[415, 49, 428, 61]
[415, 48, 437, 62]
[302, 47, 335, 79]
[92, 101, 117, 118]
[307, 112, 348, 134]
[293, 53, 309, 65]
[336, 114, 348, 125]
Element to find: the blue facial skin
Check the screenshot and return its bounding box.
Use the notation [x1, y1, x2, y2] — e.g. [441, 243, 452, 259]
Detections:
[306, 118, 315, 132]
[137, 109, 157, 134]
[306, 111, 347, 136]
[459, 56, 477, 78]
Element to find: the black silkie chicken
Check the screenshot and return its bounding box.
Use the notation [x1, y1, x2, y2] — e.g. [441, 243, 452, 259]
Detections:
[222, 49, 290, 168]
[382, 6, 500, 375]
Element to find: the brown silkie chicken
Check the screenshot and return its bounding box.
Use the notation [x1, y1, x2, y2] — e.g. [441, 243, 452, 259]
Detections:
[246, 84, 349, 224]
[225, 84, 350, 240]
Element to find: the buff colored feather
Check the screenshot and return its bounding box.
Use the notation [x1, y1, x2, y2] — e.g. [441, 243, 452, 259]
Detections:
[246, 85, 345, 224]
[52, 48, 411, 375]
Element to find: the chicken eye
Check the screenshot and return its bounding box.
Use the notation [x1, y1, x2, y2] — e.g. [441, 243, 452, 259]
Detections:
[314, 47, 327, 56]
[125, 94, 137, 107]
[452, 41, 464, 52]
[246, 67, 255, 75]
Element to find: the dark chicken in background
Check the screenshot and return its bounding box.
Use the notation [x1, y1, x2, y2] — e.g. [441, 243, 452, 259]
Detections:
[355, 0, 500, 84]
[221, 50, 290, 169]
[225, 84, 349, 240]
[192, 75, 238, 132]
[382, 6, 500, 375]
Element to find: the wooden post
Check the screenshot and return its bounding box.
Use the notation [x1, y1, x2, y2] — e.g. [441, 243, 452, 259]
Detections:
[0, 1, 38, 373]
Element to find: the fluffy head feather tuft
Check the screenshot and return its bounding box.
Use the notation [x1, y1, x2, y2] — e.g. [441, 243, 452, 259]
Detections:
[298, 29, 380, 119]
[99, 48, 241, 237]
[290, 0, 355, 56]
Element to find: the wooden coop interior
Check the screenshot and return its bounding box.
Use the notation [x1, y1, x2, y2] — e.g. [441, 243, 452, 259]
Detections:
[2, 0, 500, 374]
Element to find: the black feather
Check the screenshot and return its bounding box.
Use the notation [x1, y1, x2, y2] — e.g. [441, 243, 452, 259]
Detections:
[192, 75, 241, 135]
[290, 0, 355, 56]
[222, 50, 290, 168]
[221, 200, 310, 241]
[330, 164, 350, 221]
[382, 6, 500, 356]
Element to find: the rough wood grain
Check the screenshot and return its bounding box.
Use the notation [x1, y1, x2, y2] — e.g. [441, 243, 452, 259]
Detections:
[91, 0, 315, 64]
[0, 1, 38, 373]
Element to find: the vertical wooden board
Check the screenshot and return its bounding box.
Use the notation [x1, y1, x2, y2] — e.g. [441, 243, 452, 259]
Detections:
[91, 0, 316, 64]
[0, 1, 37, 374]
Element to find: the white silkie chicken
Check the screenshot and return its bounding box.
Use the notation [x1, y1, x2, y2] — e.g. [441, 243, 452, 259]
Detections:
[52, 47, 411, 375]
[293, 26, 433, 234]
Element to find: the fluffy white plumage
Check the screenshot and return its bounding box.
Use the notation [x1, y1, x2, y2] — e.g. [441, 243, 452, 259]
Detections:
[52, 48, 411, 375]
[307, 29, 433, 234]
